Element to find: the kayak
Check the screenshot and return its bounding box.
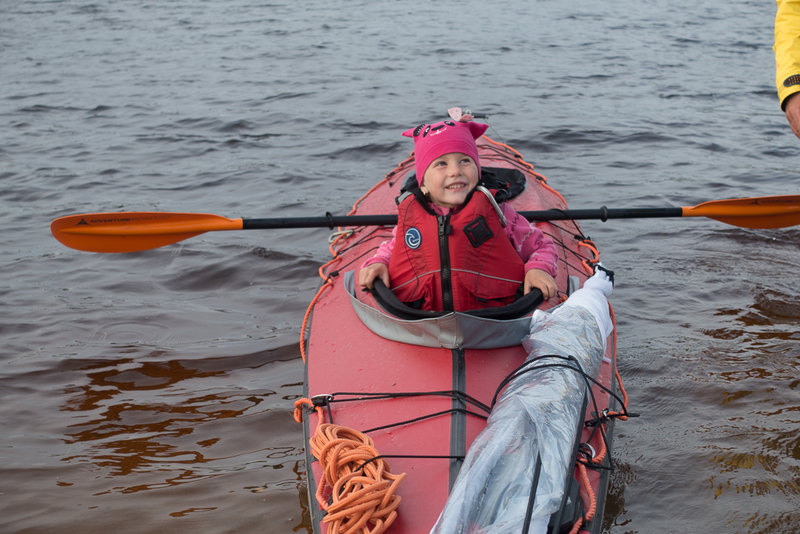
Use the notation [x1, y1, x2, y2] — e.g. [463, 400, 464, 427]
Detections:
[295, 135, 627, 534]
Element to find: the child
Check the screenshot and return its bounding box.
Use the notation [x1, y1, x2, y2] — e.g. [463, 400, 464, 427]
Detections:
[358, 118, 558, 312]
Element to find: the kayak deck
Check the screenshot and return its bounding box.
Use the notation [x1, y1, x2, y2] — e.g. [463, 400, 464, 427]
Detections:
[298, 137, 624, 533]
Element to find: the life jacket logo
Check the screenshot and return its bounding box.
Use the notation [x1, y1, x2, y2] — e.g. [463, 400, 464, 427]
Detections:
[404, 227, 421, 249]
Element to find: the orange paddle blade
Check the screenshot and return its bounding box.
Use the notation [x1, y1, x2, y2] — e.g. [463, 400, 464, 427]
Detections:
[682, 195, 800, 229]
[50, 212, 244, 253]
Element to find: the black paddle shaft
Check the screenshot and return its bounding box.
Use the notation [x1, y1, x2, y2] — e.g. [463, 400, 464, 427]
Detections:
[241, 207, 685, 230]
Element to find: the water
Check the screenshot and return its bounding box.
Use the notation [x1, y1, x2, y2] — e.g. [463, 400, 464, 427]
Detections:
[2, 0, 798, 532]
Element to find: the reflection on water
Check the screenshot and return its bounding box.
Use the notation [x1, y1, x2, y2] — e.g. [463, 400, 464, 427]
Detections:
[602, 460, 637, 531]
[32, 346, 310, 532]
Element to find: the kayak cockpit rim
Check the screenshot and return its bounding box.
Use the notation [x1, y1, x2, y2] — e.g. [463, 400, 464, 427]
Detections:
[343, 271, 580, 349]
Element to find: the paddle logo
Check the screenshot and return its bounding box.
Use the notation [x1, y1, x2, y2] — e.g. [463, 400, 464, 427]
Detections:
[404, 227, 421, 249]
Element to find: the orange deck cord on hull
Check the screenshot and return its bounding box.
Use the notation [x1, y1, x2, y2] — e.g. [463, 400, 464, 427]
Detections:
[309, 423, 406, 534]
[568, 463, 597, 534]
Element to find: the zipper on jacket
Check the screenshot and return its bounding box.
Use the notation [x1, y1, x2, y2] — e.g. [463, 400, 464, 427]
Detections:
[438, 214, 454, 312]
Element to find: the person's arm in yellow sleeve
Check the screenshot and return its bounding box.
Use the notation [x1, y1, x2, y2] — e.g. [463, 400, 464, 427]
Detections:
[775, 0, 800, 137]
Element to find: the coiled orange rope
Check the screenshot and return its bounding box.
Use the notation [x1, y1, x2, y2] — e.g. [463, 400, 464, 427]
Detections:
[309, 423, 406, 534]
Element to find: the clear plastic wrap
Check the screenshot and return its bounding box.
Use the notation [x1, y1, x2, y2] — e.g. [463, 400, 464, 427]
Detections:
[430, 280, 611, 534]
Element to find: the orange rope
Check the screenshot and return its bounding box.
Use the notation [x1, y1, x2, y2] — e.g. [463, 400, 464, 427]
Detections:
[570, 300, 627, 533]
[593, 305, 628, 453]
[309, 423, 406, 534]
[568, 463, 597, 534]
[603, 304, 628, 422]
[588, 302, 626, 466]
[299, 232, 345, 363]
[299, 166, 398, 363]
[554, 263, 625, 534]
[293, 397, 323, 424]
[300, 279, 333, 363]
[578, 239, 600, 276]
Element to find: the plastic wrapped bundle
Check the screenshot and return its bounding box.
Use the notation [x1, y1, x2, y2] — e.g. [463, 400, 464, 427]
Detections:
[430, 271, 614, 534]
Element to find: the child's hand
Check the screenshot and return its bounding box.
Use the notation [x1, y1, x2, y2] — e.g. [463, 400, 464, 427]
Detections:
[358, 263, 390, 290]
[524, 269, 557, 300]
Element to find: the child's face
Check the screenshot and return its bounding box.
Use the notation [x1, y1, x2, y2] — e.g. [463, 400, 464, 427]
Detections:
[421, 152, 479, 209]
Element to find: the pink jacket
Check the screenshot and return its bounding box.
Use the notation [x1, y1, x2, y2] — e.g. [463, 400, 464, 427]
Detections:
[362, 202, 558, 277]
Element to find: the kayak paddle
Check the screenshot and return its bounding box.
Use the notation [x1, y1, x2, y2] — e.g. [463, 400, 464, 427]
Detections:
[51, 195, 800, 253]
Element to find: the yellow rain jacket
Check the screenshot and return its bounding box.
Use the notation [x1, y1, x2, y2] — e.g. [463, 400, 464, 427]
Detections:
[775, 0, 800, 108]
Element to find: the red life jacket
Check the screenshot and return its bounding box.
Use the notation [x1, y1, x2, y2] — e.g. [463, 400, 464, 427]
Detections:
[388, 188, 525, 312]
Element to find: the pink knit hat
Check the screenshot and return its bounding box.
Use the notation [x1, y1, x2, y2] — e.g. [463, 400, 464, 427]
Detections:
[402, 120, 489, 185]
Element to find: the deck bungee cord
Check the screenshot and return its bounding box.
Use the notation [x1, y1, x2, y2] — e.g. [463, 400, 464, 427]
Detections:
[296, 390, 491, 431]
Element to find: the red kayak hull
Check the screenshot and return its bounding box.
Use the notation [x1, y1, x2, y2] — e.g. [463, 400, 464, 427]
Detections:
[301, 137, 618, 534]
